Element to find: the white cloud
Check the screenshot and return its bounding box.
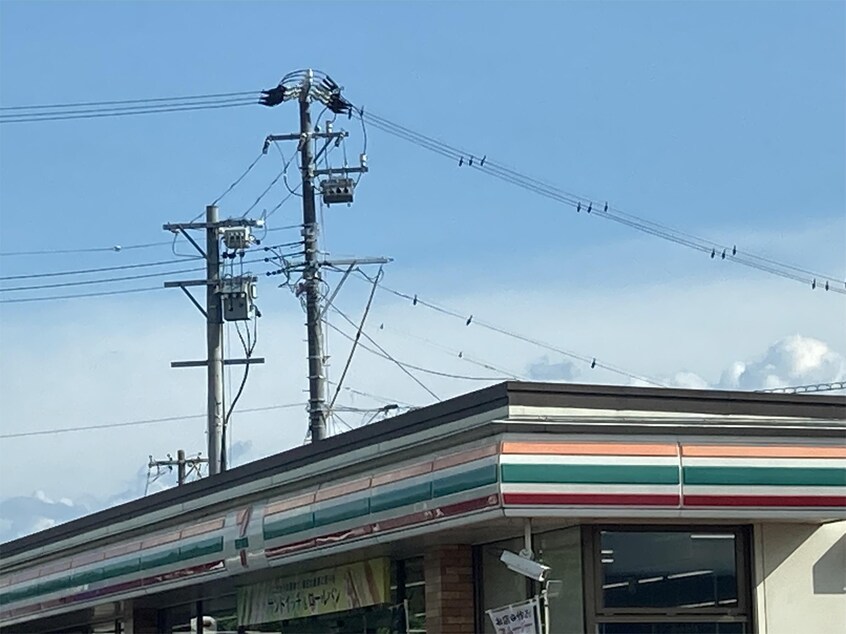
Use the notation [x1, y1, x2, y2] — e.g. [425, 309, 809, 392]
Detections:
[1, 223, 844, 542]
[526, 356, 579, 381]
[718, 335, 845, 390]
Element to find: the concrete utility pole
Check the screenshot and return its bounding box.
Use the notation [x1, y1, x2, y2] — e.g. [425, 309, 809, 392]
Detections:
[163, 208, 264, 475]
[260, 68, 370, 442]
[148, 450, 207, 486]
[205, 204, 224, 471]
[298, 74, 328, 443]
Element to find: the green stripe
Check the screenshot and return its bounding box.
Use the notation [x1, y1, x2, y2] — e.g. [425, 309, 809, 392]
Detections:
[101, 559, 141, 579]
[433, 464, 498, 497]
[684, 466, 846, 487]
[70, 568, 105, 586]
[0, 536, 224, 607]
[263, 512, 315, 541]
[314, 498, 370, 526]
[371, 482, 432, 513]
[179, 536, 223, 560]
[501, 463, 679, 485]
[140, 549, 181, 569]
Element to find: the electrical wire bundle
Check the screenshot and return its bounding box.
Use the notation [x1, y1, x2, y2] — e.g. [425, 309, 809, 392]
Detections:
[352, 109, 846, 296]
[0, 90, 260, 124]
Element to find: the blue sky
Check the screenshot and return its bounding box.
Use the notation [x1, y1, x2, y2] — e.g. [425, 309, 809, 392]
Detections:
[0, 1, 844, 539]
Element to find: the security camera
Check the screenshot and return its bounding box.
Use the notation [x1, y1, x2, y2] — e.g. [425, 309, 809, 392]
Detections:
[500, 550, 551, 583]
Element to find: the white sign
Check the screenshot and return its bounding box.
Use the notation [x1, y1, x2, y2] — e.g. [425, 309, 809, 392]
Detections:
[486, 597, 540, 634]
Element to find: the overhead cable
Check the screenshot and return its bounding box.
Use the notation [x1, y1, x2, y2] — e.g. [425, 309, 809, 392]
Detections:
[0, 92, 260, 124]
[0, 257, 203, 281]
[0, 90, 259, 111]
[354, 270, 664, 387]
[357, 109, 845, 294]
[0, 403, 306, 439]
[0, 285, 163, 304]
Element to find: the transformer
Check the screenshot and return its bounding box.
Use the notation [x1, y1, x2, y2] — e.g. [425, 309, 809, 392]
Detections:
[222, 227, 252, 251]
[220, 277, 257, 321]
[320, 177, 355, 205]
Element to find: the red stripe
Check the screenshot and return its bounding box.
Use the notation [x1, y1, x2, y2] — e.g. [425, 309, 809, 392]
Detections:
[503, 493, 679, 506]
[685, 495, 846, 507]
[265, 495, 500, 561]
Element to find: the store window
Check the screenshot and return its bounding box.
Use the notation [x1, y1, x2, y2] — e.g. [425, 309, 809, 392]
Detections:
[478, 537, 530, 634]
[536, 526, 584, 634]
[586, 527, 751, 634]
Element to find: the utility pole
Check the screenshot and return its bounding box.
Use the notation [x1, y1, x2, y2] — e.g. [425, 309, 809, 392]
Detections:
[163, 208, 265, 475]
[298, 73, 328, 442]
[148, 450, 207, 486]
[205, 204, 224, 471]
[260, 68, 372, 442]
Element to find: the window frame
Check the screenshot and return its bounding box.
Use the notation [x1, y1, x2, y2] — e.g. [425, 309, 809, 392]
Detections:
[583, 525, 753, 633]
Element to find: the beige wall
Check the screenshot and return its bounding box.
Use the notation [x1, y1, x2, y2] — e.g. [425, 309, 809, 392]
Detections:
[754, 521, 846, 634]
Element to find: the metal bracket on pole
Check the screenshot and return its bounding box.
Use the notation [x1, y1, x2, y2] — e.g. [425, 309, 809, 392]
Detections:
[171, 358, 265, 369]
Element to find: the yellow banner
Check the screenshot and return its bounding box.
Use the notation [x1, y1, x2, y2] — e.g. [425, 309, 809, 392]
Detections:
[237, 558, 390, 625]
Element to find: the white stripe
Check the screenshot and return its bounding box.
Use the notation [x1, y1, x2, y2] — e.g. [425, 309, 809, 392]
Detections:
[502, 455, 678, 467]
[501, 483, 679, 495]
[682, 457, 846, 469]
[682, 485, 844, 497]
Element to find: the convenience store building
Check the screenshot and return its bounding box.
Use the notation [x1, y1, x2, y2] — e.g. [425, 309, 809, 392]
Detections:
[1, 381, 844, 634]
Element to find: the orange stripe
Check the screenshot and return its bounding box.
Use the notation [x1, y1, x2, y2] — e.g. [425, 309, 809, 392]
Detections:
[180, 517, 225, 538]
[71, 551, 104, 567]
[104, 541, 141, 559]
[501, 442, 678, 457]
[142, 531, 181, 549]
[433, 444, 498, 471]
[682, 445, 846, 459]
[266, 492, 316, 516]
[371, 462, 432, 487]
[316, 477, 372, 502]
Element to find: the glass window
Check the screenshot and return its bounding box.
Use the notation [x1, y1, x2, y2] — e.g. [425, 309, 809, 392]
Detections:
[536, 526, 584, 634]
[589, 527, 751, 634]
[479, 537, 529, 634]
[598, 623, 745, 634]
[599, 531, 738, 610]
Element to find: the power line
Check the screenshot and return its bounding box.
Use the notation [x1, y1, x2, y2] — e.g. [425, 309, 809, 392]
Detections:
[0, 257, 202, 281]
[0, 90, 259, 111]
[0, 402, 307, 439]
[756, 381, 846, 395]
[0, 97, 258, 124]
[357, 109, 846, 294]
[213, 151, 266, 205]
[327, 317, 503, 385]
[352, 270, 664, 387]
[0, 263, 205, 292]
[0, 257, 268, 292]
[0, 241, 171, 257]
[0, 285, 163, 304]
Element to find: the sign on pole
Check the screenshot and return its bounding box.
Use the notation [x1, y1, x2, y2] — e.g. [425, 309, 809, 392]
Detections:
[486, 597, 541, 634]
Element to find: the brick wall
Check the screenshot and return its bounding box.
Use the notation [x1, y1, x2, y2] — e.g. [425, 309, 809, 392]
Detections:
[424, 544, 476, 634]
